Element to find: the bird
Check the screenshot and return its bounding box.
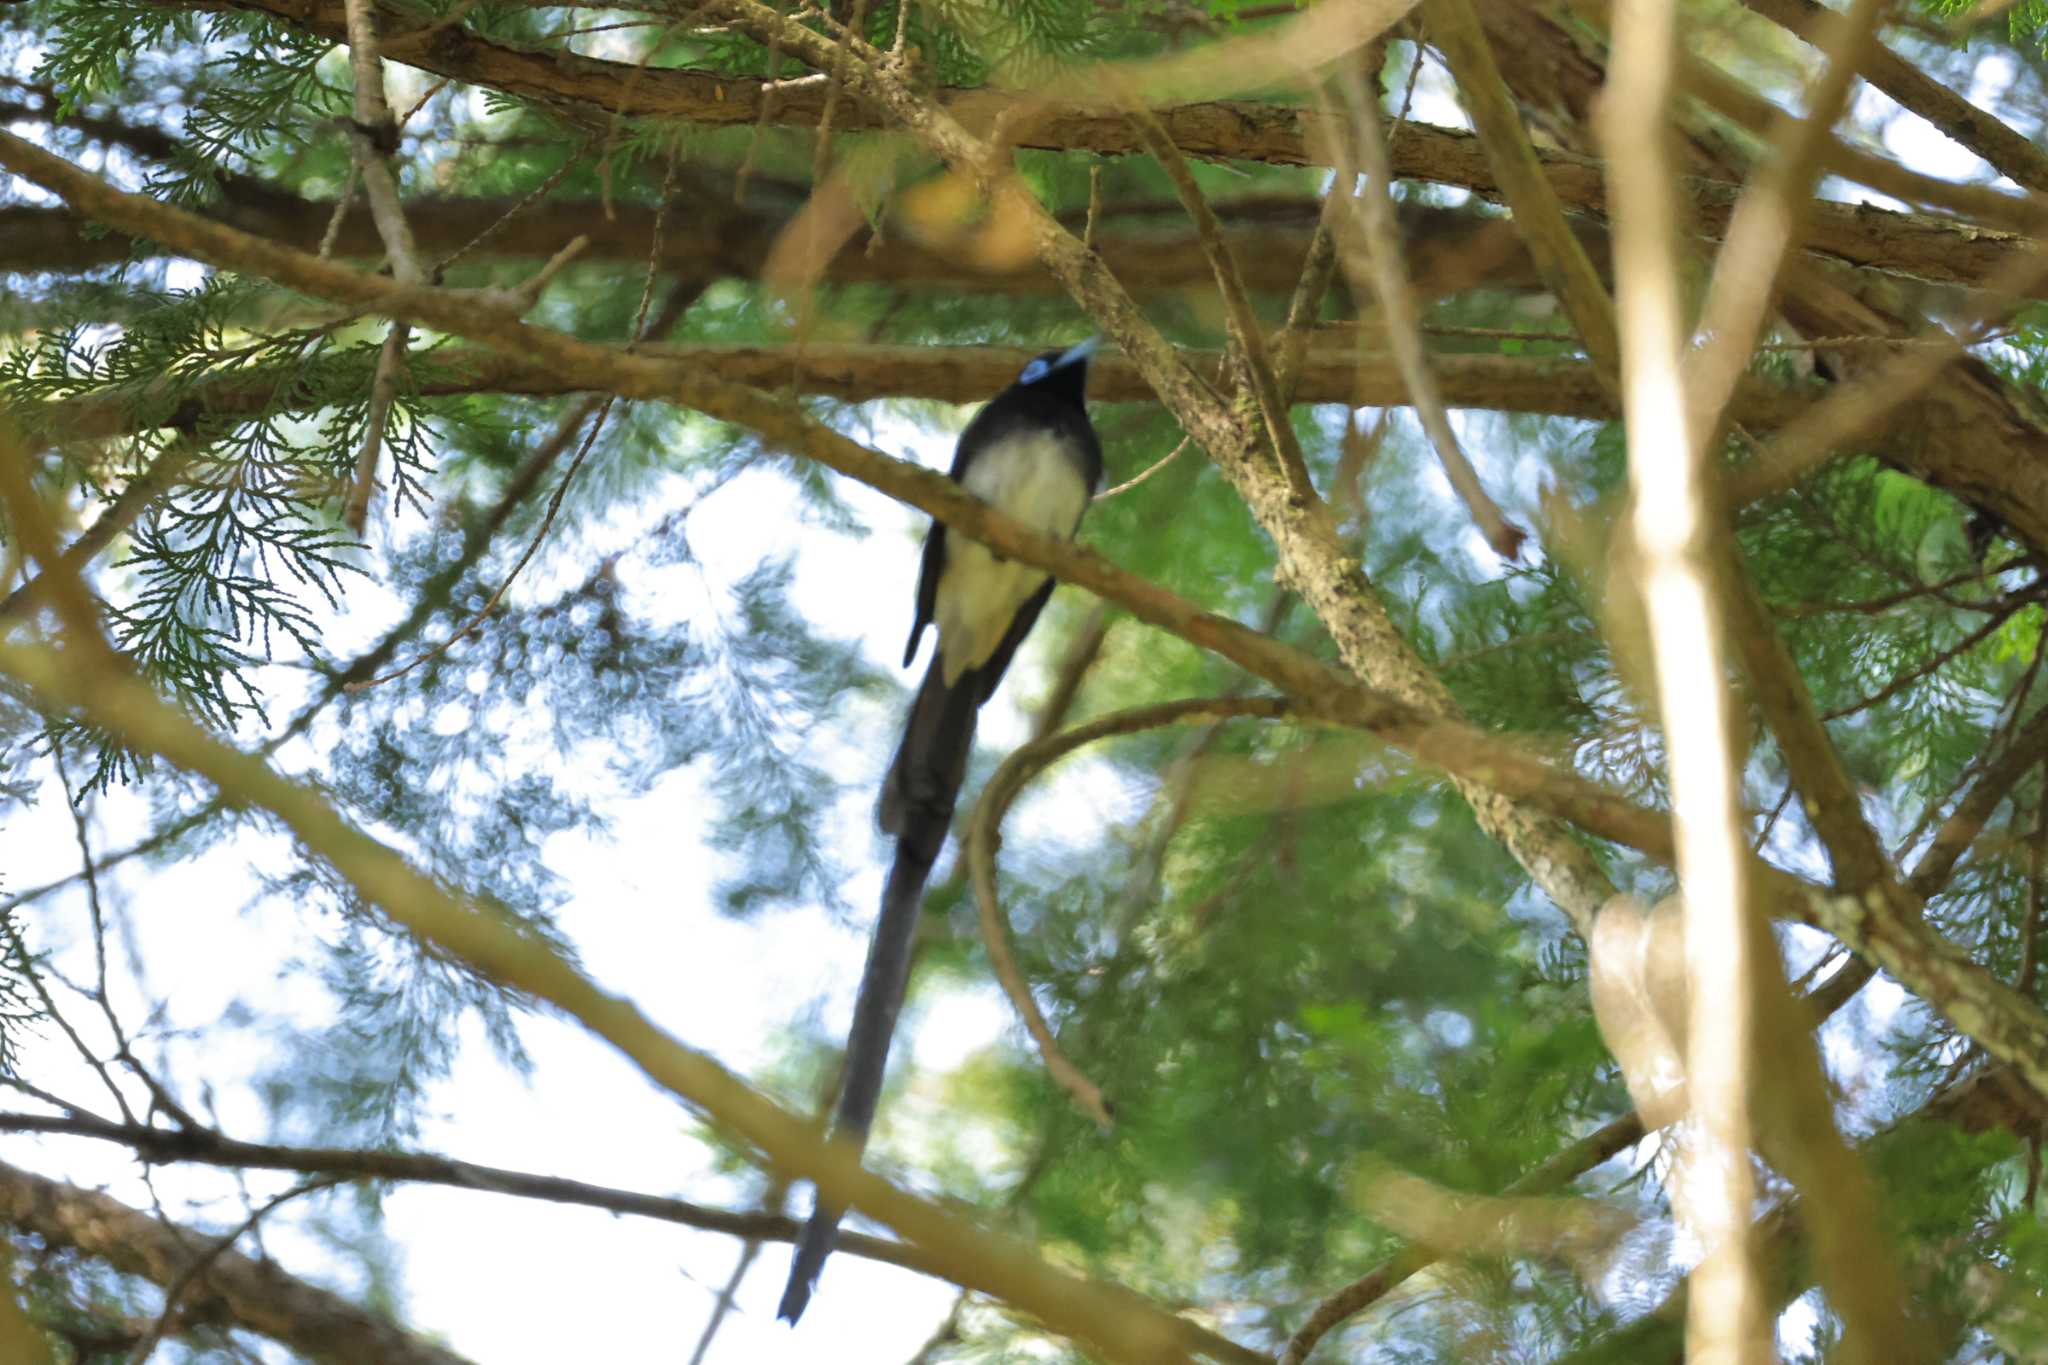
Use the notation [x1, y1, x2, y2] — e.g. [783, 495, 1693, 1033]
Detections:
[778, 337, 1104, 1325]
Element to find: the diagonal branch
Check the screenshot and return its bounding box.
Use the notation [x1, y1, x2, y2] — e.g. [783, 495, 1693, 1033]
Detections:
[0, 1156, 473, 1365]
[1421, 0, 1622, 381]
[1320, 63, 1525, 558]
[1683, 0, 1884, 446]
[0, 618, 1249, 1365]
[0, 435, 199, 627]
[341, 0, 427, 533]
[1739, 0, 2048, 193]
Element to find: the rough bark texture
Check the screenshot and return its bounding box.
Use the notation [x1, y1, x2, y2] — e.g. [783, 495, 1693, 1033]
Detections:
[0, 1159, 474, 1365]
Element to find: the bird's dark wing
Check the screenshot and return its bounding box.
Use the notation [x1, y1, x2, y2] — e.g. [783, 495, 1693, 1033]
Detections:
[902, 520, 945, 668]
[971, 577, 1055, 705]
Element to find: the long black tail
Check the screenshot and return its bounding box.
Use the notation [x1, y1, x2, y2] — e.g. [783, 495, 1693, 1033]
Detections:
[778, 661, 977, 1324]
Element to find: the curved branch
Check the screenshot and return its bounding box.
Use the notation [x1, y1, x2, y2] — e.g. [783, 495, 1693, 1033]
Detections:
[967, 697, 1298, 1129]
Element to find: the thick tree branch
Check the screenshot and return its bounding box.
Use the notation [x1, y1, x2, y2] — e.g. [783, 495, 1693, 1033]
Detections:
[169, 0, 2048, 235]
[0, 125, 1698, 861]
[11, 146, 2046, 313]
[1475, 1, 2048, 569]
[0, 635, 1247, 1365]
[0, 1156, 473, 1365]
[1739, 0, 2048, 193]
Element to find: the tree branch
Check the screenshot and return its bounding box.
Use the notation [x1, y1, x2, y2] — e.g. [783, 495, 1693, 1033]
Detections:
[1423, 0, 1623, 381]
[1739, 0, 2048, 193]
[0, 1156, 473, 1365]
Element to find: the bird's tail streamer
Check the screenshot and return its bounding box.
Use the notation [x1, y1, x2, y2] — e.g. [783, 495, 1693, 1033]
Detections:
[778, 663, 978, 1324]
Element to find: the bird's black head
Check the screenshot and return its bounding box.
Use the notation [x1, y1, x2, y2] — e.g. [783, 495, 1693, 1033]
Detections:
[1012, 337, 1097, 407]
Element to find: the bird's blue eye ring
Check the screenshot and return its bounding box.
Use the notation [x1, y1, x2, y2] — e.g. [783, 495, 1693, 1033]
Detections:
[1017, 357, 1052, 385]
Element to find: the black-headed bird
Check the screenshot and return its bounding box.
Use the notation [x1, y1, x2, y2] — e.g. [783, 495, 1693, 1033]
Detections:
[778, 338, 1103, 1324]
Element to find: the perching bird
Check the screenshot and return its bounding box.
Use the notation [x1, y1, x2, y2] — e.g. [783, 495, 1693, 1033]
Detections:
[778, 338, 1104, 1325]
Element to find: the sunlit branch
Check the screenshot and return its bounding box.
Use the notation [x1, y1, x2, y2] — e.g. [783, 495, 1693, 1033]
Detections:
[1599, 0, 1769, 1354]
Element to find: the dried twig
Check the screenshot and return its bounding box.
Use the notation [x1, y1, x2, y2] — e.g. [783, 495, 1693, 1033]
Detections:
[340, 0, 425, 534]
[1093, 433, 1192, 502]
[1682, 0, 1884, 446]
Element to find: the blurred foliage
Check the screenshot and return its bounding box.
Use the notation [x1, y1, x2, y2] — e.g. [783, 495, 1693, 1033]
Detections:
[3, 0, 2048, 1360]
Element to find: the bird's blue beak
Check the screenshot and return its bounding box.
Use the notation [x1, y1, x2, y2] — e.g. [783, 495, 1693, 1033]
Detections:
[1053, 336, 1100, 370]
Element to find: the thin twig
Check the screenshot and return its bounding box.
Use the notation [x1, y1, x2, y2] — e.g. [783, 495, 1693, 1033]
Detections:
[316, 165, 360, 258]
[339, 0, 425, 535]
[810, 0, 867, 191]
[1423, 0, 1621, 380]
[436, 142, 589, 273]
[343, 320, 412, 533]
[598, 19, 689, 221]
[1276, 39, 1422, 404]
[0, 435, 201, 627]
[734, 0, 789, 207]
[1821, 597, 2031, 721]
[346, 396, 613, 692]
[348, 166, 685, 692]
[128, 1177, 345, 1364]
[2021, 773, 2046, 997]
[1082, 161, 1103, 254]
[1682, 0, 1885, 447]
[1905, 701, 2048, 902]
[50, 737, 145, 1120]
[1092, 433, 1191, 502]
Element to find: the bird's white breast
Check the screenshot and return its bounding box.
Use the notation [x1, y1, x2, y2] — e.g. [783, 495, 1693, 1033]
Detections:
[935, 432, 1090, 685]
